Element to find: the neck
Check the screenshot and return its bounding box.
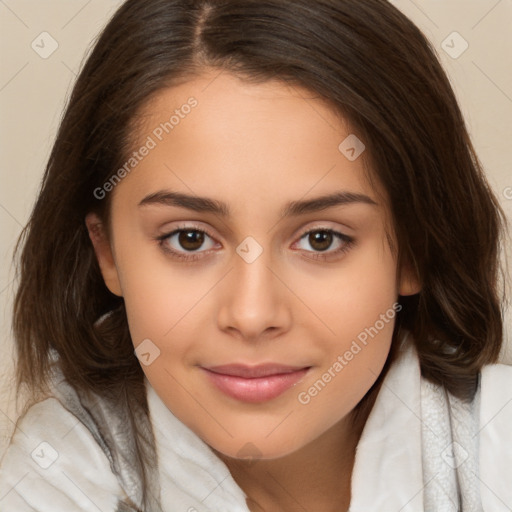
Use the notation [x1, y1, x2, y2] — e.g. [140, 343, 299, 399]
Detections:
[213, 410, 366, 512]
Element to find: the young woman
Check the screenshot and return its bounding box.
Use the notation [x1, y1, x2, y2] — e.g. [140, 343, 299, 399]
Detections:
[1, 0, 510, 510]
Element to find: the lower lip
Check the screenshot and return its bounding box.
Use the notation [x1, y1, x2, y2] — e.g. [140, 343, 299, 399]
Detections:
[201, 367, 310, 403]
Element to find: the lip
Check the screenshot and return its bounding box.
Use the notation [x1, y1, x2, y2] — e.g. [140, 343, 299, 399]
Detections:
[201, 364, 311, 403]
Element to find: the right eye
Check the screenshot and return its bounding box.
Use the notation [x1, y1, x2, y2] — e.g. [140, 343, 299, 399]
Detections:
[157, 225, 219, 261]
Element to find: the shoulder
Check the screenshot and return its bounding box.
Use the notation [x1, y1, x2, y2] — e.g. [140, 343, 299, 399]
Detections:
[478, 359, 512, 428]
[479, 360, 512, 422]
[478, 361, 512, 511]
[0, 395, 128, 511]
[480, 358, 512, 386]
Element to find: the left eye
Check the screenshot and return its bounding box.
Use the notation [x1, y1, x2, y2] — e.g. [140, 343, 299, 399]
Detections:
[294, 229, 352, 254]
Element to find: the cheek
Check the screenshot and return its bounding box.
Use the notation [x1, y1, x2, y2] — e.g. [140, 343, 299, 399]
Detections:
[294, 327, 393, 453]
[113, 240, 200, 349]
[295, 296, 397, 443]
[292, 239, 398, 415]
[297, 235, 398, 347]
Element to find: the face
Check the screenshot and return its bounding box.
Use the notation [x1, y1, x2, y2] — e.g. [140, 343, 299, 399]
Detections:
[87, 70, 419, 460]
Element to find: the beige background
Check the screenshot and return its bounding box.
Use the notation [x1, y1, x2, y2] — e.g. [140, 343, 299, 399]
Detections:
[0, 0, 511, 457]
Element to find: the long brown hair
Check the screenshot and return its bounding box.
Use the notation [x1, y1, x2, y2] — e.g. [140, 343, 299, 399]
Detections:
[12, 0, 508, 505]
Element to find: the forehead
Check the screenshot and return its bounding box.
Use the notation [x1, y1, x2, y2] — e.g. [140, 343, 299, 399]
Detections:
[115, 71, 388, 220]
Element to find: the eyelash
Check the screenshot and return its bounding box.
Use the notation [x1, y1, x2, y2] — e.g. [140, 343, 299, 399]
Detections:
[155, 224, 355, 262]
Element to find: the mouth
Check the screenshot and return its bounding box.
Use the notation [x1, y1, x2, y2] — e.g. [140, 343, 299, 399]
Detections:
[200, 363, 312, 403]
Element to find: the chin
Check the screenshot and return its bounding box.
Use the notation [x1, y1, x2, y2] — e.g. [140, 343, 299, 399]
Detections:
[208, 433, 308, 463]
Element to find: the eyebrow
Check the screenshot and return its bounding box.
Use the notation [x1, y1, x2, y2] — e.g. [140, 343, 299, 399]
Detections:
[138, 190, 377, 217]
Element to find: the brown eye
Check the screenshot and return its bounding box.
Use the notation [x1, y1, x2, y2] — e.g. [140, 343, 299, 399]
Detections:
[294, 228, 355, 261]
[307, 230, 333, 251]
[178, 230, 205, 251]
[158, 227, 217, 260]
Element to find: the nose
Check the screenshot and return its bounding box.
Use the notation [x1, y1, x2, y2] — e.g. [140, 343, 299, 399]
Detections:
[216, 242, 292, 343]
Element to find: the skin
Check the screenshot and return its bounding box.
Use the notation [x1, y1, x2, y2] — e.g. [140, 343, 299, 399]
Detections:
[86, 70, 420, 511]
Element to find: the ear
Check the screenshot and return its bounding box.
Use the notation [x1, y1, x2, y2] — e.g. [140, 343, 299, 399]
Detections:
[398, 262, 421, 296]
[85, 212, 123, 297]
